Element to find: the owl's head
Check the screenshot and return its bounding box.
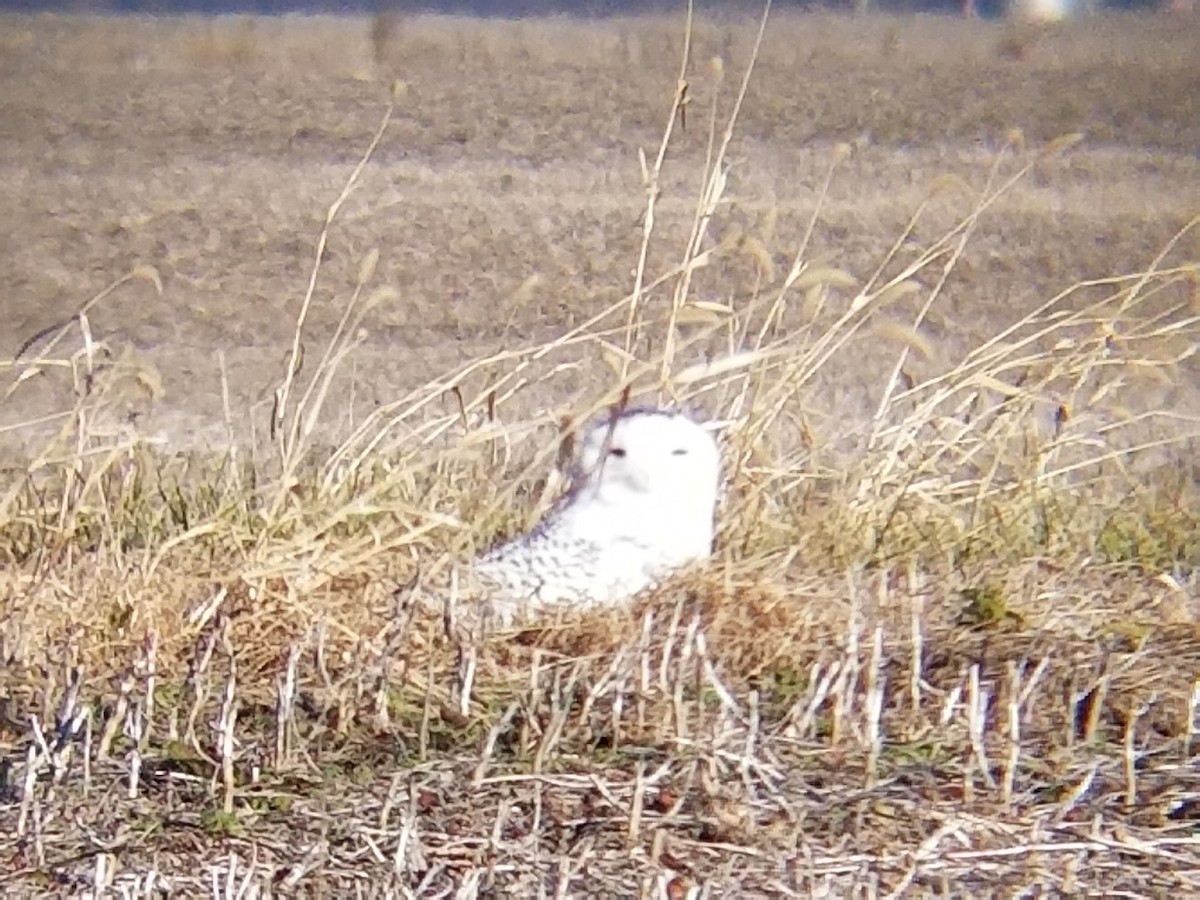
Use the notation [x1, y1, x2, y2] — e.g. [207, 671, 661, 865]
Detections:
[570, 407, 721, 517]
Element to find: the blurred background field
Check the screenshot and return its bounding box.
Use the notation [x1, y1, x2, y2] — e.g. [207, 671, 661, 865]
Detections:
[1, 11, 1197, 450]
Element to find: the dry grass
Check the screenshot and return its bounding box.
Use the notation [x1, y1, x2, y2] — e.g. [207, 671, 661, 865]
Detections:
[1, 6, 1199, 897]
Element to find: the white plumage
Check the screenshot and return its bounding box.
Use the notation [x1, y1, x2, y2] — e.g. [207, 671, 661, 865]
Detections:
[472, 407, 721, 624]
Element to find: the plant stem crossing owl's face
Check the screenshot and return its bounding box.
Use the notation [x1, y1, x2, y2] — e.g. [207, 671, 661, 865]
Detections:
[573, 407, 720, 517]
[560, 407, 721, 571]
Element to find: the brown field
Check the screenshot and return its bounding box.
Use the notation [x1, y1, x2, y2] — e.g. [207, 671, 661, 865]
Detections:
[1, 8, 1199, 896]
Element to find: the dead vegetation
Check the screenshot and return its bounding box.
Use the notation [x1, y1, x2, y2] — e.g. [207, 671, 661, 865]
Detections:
[1, 5, 1199, 897]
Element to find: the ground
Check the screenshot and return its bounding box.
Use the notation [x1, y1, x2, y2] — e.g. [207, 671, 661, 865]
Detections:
[0, 9, 1198, 897]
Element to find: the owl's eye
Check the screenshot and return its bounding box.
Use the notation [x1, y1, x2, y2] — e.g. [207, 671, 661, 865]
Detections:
[672, 448, 689, 456]
[609, 447, 627, 458]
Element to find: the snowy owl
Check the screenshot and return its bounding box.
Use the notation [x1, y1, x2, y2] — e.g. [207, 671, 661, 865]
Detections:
[471, 407, 722, 625]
